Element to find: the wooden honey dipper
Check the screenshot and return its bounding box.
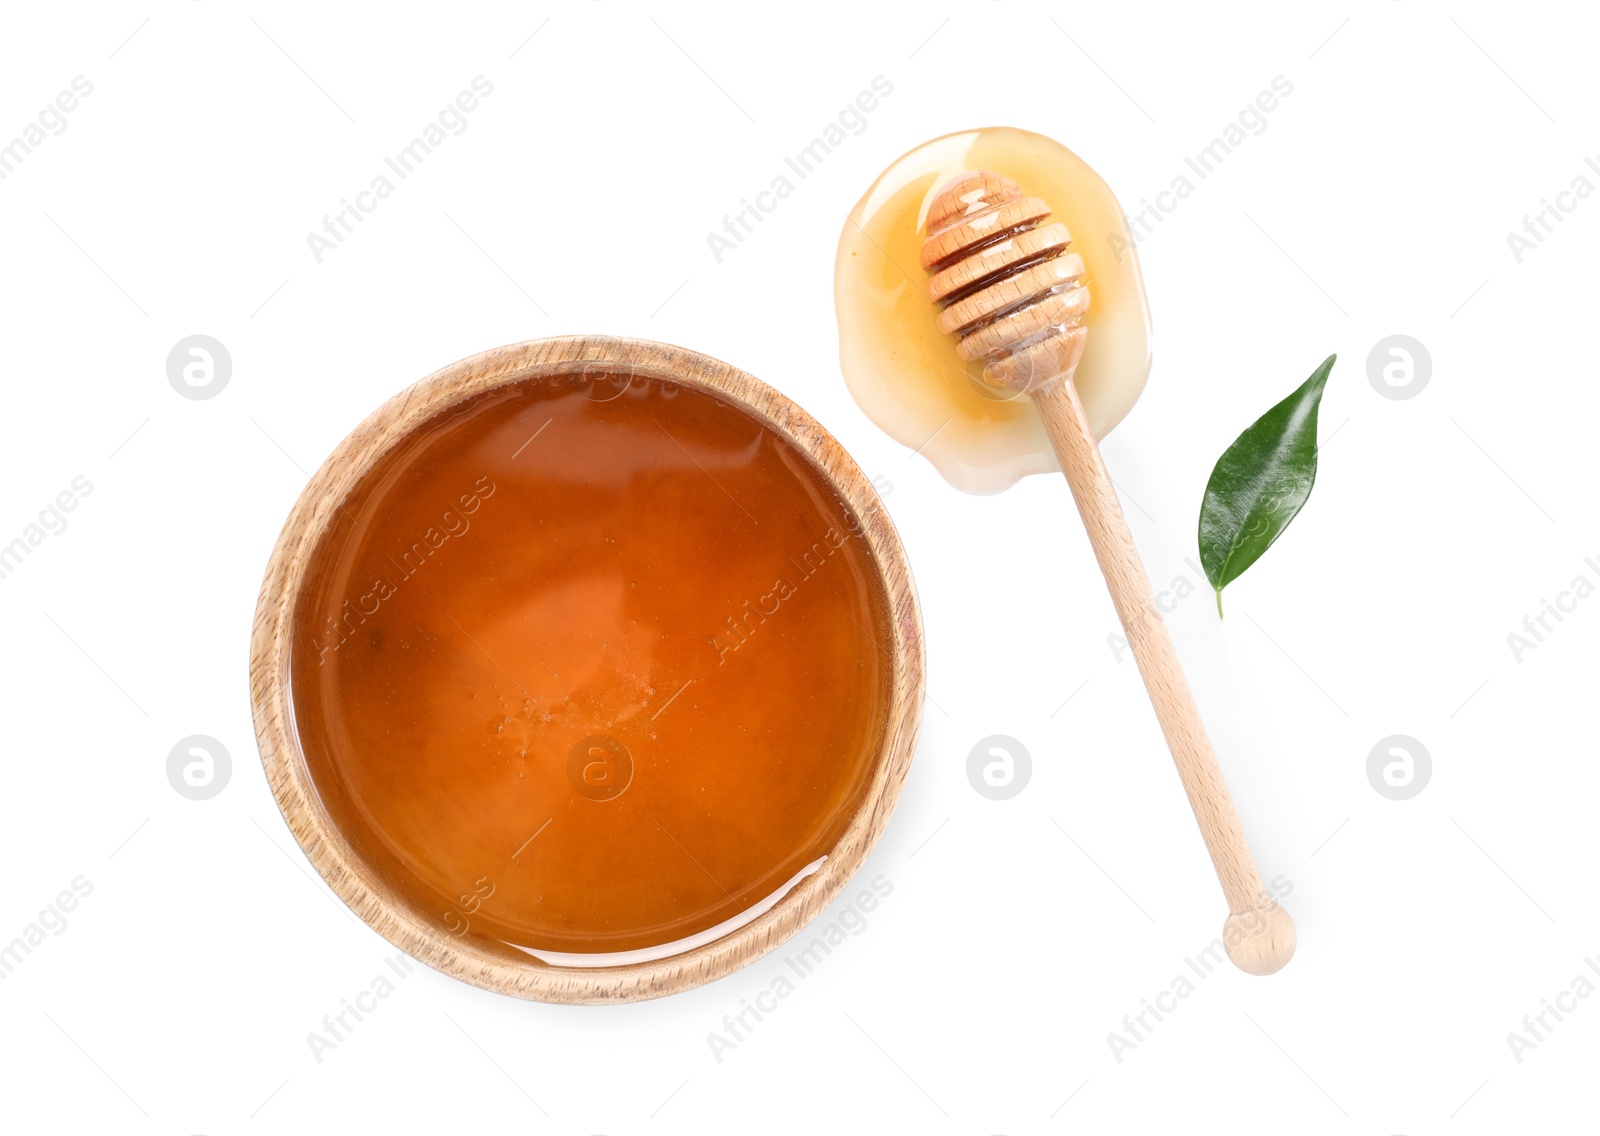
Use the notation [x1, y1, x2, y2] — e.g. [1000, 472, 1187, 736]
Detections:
[922, 171, 1295, 975]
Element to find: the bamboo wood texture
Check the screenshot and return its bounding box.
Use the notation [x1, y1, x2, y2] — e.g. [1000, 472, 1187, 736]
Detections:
[924, 173, 1294, 975]
[250, 336, 925, 1003]
[1035, 383, 1294, 975]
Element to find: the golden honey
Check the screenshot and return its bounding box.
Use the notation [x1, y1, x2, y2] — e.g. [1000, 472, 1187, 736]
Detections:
[836, 126, 1153, 494]
[289, 373, 893, 961]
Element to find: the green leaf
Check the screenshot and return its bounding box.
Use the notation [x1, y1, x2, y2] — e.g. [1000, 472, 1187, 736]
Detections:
[1198, 354, 1335, 615]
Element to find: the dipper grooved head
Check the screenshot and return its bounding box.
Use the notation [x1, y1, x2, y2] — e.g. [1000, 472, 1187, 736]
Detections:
[921, 171, 1089, 394]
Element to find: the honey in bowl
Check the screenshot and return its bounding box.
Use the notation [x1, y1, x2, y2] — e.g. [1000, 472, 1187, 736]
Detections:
[289, 370, 895, 962]
[836, 126, 1153, 494]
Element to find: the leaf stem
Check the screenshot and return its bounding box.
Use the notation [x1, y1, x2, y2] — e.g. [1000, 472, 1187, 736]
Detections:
[1215, 587, 1225, 618]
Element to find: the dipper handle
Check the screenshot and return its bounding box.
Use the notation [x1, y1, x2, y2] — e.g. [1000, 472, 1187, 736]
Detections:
[1034, 379, 1294, 976]
[921, 170, 1294, 974]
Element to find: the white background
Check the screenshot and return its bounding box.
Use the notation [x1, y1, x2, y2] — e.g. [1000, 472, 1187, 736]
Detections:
[1, 1, 1595, 1131]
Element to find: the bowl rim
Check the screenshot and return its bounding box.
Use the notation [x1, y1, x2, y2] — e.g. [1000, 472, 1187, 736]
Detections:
[248, 335, 925, 1004]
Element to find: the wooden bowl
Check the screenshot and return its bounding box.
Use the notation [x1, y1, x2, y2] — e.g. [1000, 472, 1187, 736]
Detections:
[249, 336, 924, 1003]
